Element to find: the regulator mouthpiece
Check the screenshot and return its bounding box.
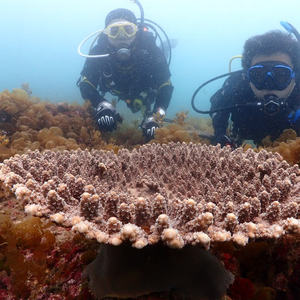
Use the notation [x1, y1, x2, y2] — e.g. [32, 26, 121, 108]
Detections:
[116, 48, 131, 61]
[262, 94, 287, 116]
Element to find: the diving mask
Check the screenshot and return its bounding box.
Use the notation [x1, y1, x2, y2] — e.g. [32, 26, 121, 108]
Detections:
[247, 61, 295, 91]
[103, 21, 138, 39]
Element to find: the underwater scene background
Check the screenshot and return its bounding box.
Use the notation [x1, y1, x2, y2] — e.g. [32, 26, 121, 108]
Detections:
[0, 0, 300, 300]
[1, 0, 300, 116]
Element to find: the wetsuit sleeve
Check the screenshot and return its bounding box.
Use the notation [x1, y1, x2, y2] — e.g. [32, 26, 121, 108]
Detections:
[289, 105, 300, 135]
[78, 46, 105, 108]
[147, 38, 173, 112]
[154, 81, 174, 112]
[210, 88, 231, 137]
[210, 73, 243, 137]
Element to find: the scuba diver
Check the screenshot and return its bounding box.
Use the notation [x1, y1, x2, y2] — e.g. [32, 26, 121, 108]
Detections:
[192, 25, 300, 147]
[77, 3, 173, 140]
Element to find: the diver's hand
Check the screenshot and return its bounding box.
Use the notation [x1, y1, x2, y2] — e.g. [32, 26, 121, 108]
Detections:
[95, 101, 121, 132]
[142, 116, 159, 140]
[213, 134, 234, 147]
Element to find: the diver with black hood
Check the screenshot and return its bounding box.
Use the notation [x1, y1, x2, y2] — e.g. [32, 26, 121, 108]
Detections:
[77, 2, 173, 140]
[191, 24, 300, 147]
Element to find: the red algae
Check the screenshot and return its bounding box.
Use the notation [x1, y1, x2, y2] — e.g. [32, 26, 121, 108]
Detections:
[0, 213, 98, 299]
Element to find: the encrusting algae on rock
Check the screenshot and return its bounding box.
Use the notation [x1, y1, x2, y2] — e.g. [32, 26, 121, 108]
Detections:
[0, 213, 99, 299]
[0, 142, 300, 299]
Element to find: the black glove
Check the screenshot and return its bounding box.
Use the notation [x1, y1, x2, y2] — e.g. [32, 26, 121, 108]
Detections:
[95, 101, 122, 132]
[141, 116, 159, 140]
[213, 134, 234, 147]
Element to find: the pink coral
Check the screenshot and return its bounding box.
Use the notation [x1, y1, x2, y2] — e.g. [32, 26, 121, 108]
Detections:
[0, 143, 299, 249]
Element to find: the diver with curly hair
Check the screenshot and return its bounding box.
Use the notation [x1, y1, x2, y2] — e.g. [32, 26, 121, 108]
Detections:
[77, 7, 173, 140]
[209, 30, 300, 147]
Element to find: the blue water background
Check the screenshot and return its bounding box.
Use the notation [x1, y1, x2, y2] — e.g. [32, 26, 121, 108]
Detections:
[1, 0, 300, 118]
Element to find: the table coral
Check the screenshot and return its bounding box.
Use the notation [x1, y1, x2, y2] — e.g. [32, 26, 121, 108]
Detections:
[1, 143, 299, 249]
[0, 143, 300, 298]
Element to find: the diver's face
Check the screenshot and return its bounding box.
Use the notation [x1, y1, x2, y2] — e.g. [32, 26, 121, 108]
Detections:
[249, 53, 296, 99]
[106, 19, 137, 49]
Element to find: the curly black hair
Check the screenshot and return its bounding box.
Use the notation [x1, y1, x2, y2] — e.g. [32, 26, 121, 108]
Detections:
[242, 30, 300, 76]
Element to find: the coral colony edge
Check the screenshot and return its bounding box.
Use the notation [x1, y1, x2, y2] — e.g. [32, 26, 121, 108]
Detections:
[0, 142, 299, 300]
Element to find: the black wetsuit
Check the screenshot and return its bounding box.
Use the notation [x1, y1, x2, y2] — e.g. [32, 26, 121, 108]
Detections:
[78, 30, 173, 115]
[210, 71, 300, 145]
